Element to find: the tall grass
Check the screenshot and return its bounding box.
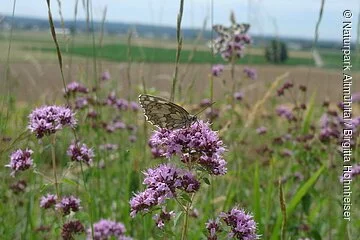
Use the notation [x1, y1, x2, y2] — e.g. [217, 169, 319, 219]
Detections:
[170, 0, 185, 102]
[1, 0, 17, 136]
[0, 0, 359, 239]
[45, 0, 68, 99]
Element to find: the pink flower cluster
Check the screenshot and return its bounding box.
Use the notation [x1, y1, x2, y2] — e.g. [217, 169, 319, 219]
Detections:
[28, 105, 77, 138]
[87, 219, 132, 240]
[130, 164, 200, 218]
[149, 121, 227, 175]
[6, 149, 34, 177]
[206, 207, 259, 240]
[67, 141, 95, 165]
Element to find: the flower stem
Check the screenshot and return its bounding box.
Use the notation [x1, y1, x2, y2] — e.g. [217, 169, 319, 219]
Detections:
[126, 29, 133, 101]
[181, 192, 195, 240]
[209, 74, 214, 121]
[51, 134, 60, 198]
[181, 202, 190, 240]
[209, 0, 214, 121]
[51, 134, 64, 233]
[80, 162, 95, 239]
[230, 52, 236, 111]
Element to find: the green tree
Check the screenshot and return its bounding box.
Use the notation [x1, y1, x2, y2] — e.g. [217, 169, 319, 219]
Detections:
[265, 40, 289, 63]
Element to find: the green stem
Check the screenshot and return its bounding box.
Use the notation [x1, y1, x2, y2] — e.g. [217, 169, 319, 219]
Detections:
[181, 202, 191, 240]
[50, 135, 64, 235]
[180, 192, 195, 240]
[46, 0, 70, 106]
[80, 163, 95, 239]
[67, 0, 79, 83]
[209, 0, 214, 120]
[210, 176, 215, 214]
[230, 53, 236, 106]
[51, 135, 60, 198]
[2, 0, 16, 133]
[170, 0, 185, 102]
[126, 29, 133, 101]
[89, 0, 98, 90]
[312, 0, 325, 51]
[209, 74, 214, 121]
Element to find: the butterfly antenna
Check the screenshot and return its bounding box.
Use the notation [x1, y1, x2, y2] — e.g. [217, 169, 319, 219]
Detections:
[194, 102, 216, 117]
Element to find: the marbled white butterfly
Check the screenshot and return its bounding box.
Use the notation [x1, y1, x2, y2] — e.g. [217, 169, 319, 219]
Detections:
[210, 23, 250, 54]
[139, 94, 207, 130]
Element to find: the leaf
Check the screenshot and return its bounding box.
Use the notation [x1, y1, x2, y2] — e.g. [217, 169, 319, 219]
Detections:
[203, 177, 210, 185]
[301, 193, 312, 215]
[123, 150, 131, 162]
[310, 230, 322, 240]
[43, 144, 52, 151]
[62, 178, 79, 186]
[270, 165, 325, 240]
[287, 166, 324, 214]
[129, 169, 140, 194]
[181, 193, 192, 203]
[39, 184, 50, 193]
[163, 228, 176, 237]
[223, 181, 236, 209]
[84, 169, 91, 183]
[337, 219, 348, 240]
[173, 212, 183, 228]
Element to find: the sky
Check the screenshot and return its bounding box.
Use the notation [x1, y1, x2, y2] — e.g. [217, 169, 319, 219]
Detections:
[1, 0, 359, 41]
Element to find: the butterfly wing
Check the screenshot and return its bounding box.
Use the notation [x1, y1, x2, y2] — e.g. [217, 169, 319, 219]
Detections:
[139, 94, 193, 129]
[213, 25, 231, 40]
[208, 37, 227, 54]
[232, 23, 250, 35]
[211, 25, 233, 54]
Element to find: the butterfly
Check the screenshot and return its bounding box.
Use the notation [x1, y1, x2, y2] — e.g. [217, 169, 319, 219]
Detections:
[228, 11, 250, 35]
[139, 94, 198, 130]
[210, 23, 250, 54]
[213, 23, 250, 37]
[208, 37, 228, 54]
[213, 23, 250, 41]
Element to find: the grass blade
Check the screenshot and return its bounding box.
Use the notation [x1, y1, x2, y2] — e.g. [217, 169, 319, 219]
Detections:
[253, 160, 262, 233]
[301, 91, 316, 134]
[279, 179, 286, 240]
[271, 165, 325, 240]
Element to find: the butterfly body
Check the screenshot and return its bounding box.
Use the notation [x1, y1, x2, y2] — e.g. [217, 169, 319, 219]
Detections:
[139, 94, 197, 130]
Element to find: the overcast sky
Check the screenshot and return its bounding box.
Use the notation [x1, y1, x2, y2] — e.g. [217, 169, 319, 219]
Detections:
[1, 0, 359, 41]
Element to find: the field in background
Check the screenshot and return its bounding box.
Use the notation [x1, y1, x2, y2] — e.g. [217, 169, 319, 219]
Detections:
[1, 30, 359, 104]
[3, 62, 360, 105]
[0, 30, 350, 66]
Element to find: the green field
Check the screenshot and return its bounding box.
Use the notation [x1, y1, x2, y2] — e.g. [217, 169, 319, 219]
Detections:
[36, 42, 359, 70]
[52, 43, 315, 66]
[1, 31, 355, 70]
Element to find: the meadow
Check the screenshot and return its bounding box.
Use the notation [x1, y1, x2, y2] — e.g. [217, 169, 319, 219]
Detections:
[1, 2, 360, 240]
